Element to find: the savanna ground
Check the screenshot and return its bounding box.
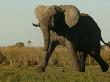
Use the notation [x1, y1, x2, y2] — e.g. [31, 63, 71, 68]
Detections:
[0, 65, 110, 82]
[0, 45, 110, 82]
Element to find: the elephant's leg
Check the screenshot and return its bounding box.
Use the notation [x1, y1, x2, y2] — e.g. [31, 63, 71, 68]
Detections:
[40, 41, 58, 72]
[41, 28, 50, 51]
[89, 48, 109, 72]
[78, 52, 87, 72]
[65, 40, 80, 71]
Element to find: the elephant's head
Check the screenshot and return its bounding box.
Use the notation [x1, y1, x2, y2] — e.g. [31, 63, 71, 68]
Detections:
[34, 5, 63, 50]
[34, 5, 79, 50]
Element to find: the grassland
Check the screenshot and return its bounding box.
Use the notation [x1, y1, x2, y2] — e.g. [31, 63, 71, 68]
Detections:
[0, 45, 110, 82]
[0, 65, 110, 82]
[0, 45, 110, 66]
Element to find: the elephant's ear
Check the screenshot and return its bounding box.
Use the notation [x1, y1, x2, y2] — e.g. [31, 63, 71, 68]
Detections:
[60, 5, 80, 28]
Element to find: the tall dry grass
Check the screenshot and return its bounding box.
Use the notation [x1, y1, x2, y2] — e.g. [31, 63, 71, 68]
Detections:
[0, 45, 110, 67]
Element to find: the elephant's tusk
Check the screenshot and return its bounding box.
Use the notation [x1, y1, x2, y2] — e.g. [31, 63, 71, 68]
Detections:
[32, 23, 40, 27]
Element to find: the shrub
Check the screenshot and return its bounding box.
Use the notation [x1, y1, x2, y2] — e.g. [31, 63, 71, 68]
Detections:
[0, 45, 110, 67]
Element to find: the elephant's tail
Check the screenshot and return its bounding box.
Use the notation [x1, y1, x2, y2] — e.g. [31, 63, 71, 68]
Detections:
[100, 37, 110, 47]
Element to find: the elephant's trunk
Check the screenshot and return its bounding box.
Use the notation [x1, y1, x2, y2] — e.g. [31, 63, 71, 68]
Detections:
[41, 28, 50, 51]
[32, 23, 50, 51]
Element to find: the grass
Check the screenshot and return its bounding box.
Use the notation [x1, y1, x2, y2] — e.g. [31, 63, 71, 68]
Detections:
[0, 65, 110, 82]
[0, 45, 110, 67]
[0, 45, 110, 82]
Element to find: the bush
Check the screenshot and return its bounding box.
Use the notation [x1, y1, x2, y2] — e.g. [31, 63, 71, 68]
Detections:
[0, 45, 110, 67]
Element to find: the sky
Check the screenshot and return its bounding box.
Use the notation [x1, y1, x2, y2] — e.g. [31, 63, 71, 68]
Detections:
[0, 0, 110, 47]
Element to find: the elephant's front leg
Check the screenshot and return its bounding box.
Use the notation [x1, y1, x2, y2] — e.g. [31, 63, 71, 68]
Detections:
[39, 41, 58, 72]
[65, 40, 81, 72]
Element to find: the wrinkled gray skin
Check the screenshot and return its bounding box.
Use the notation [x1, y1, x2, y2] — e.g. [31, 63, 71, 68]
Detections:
[33, 5, 109, 72]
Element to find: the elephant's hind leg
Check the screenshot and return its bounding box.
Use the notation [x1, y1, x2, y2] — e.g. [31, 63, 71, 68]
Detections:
[78, 52, 87, 72]
[39, 41, 58, 72]
[90, 48, 109, 72]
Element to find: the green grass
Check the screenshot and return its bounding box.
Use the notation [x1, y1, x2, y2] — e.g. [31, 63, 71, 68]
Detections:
[0, 65, 110, 82]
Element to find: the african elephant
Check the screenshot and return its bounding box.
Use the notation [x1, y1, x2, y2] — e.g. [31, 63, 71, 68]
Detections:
[33, 5, 109, 72]
[33, 5, 80, 72]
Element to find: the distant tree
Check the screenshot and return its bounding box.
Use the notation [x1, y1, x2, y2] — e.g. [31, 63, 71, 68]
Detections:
[27, 40, 31, 47]
[15, 42, 24, 47]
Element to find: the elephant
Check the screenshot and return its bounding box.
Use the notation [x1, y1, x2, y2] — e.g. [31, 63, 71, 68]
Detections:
[33, 5, 109, 72]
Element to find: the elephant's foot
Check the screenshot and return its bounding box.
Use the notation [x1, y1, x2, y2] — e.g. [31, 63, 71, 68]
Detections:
[101, 63, 109, 72]
[39, 65, 46, 72]
[79, 64, 85, 72]
[80, 67, 85, 72]
[37, 65, 46, 72]
[73, 66, 81, 72]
